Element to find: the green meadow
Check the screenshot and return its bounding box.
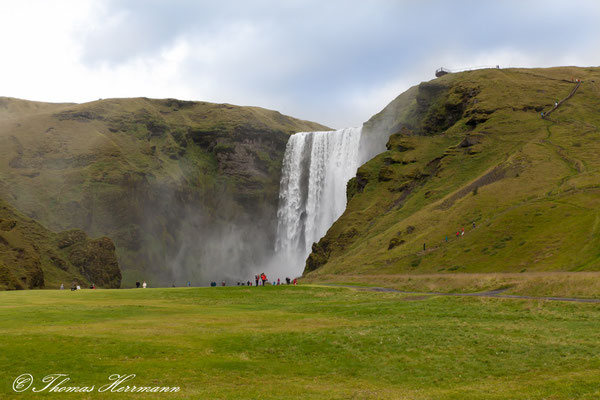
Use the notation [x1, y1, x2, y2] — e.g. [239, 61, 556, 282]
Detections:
[2, 285, 600, 399]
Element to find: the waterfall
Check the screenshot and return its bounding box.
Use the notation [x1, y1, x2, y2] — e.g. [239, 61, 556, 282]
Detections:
[275, 127, 362, 272]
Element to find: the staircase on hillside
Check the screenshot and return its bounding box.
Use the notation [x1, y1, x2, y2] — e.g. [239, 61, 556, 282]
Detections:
[541, 80, 582, 119]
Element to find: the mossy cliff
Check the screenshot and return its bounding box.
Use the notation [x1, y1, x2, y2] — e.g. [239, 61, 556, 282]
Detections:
[0, 197, 120, 289]
[0, 97, 328, 286]
[305, 66, 600, 278]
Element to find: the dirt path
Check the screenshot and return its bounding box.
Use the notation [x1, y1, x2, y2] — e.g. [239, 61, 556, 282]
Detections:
[322, 284, 600, 303]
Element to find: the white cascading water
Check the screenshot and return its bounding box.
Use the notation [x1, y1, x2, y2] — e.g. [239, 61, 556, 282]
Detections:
[275, 127, 362, 272]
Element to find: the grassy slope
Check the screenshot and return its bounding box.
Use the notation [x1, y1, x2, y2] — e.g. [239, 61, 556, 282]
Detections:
[0, 197, 120, 290]
[2, 286, 600, 399]
[305, 67, 600, 286]
[0, 97, 328, 286]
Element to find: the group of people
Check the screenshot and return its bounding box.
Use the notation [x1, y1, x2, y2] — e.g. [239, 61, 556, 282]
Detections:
[59, 281, 96, 290]
[60, 276, 299, 290]
[209, 275, 298, 287]
[446, 222, 475, 238]
[441, 222, 476, 243]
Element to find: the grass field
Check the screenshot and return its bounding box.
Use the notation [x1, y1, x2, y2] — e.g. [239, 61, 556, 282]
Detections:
[2, 285, 600, 399]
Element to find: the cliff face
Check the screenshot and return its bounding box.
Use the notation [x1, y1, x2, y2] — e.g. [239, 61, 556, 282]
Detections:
[0, 97, 329, 286]
[305, 66, 600, 277]
[0, 197, 120, 290]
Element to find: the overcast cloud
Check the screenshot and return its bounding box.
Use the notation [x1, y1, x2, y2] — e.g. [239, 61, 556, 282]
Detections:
[1, 0, 599, 127]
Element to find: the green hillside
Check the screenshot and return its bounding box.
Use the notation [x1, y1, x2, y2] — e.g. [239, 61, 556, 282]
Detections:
[0, 197, 120, 290]
[0, 97, 328, 287]
[305, 67, 600, 282]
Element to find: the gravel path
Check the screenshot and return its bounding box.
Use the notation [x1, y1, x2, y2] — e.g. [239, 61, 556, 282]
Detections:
[323, 284, 600, 303]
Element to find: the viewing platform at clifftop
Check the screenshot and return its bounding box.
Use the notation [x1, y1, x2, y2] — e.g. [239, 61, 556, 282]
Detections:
[436, 65, 501, 78]
[435, 67, 451, 77]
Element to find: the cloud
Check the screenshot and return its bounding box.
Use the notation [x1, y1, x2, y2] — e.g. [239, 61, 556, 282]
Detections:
[0, 0, 599, 128]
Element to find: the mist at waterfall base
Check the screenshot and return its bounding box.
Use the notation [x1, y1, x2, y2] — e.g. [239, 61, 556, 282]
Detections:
[160, 126, 387, 286]
[141, 186, 284, 286]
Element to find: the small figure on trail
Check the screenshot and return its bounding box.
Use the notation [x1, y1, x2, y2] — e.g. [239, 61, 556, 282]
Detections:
[423, 243, 426, 251]
[136, 281, 140, 288]
[456, 231, 460, 238]
[142, 281, 147, 289]
[555, 101, 558, 107]
[541, 112, 544, 118]
[445, 236, 448, 242]
[461, 228, 465, 236]
[60, 283, 64, 290]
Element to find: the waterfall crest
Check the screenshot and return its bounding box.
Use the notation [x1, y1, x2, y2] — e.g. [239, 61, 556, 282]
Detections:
[275, 127, 362, 272]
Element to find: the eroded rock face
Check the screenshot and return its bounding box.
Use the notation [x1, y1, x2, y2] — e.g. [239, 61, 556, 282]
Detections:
[66, 235, 121, 288]
[305, 239, 331, 273]
[0, 200, 121, 290]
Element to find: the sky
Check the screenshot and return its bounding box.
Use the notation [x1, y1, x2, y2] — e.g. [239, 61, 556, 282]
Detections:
[1, 0, 599, 128]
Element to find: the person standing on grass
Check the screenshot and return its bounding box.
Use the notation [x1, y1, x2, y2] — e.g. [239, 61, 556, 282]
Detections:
[277, 278, 280, 285]
[142, 281, 147, 289]
[136, 281, 140, 288]
[60, 283, 64, 290]
[255, 275, 259, 287]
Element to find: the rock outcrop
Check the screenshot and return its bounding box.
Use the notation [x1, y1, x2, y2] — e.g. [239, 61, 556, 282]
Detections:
[0, 198, 120, 290]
